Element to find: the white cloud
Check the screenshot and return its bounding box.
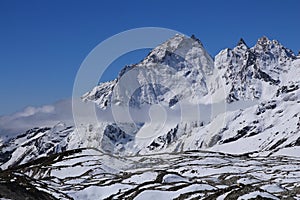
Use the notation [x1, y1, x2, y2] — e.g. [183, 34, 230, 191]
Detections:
[0, 96, 257, 143]
[15, 105, 55, 117]
[0, 99, 73, 140]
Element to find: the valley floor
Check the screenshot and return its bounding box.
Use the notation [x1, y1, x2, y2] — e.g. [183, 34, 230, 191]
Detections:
[0, 148, 299, 200]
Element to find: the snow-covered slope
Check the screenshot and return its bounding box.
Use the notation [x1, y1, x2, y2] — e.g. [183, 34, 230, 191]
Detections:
[140, 78, 300, 156]
[1, 148, 299, 199]
[0, 122, 138, 170]
[0, 123, 71, 170]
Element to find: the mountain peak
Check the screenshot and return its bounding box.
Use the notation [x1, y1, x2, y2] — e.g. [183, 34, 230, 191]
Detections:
[258, 35, 270, 42]
[255, 36, 272, 50]
[83, 33, 214, 109]
[253, 36, 295, 59]
[141, 33, 210, 65]
[160, 34, 203, 51]
[237, 38, 248, 48]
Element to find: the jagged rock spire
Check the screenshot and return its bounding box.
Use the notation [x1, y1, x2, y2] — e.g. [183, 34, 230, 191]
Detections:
[237, 38, 248, 48]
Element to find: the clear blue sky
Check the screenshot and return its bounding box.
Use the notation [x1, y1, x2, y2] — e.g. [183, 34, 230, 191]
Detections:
[0, 0, 299, 115]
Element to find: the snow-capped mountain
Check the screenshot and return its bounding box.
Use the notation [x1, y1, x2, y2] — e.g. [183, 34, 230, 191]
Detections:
[83, 35, 296, 107]
[214, 36, 296, 103]
[82, 34, 214, 109]
[80, 34, 300, 156]
[0, 34, 299, 199]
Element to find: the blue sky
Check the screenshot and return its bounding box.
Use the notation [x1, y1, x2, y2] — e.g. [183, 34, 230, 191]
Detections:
[0, 0, 299, 115]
